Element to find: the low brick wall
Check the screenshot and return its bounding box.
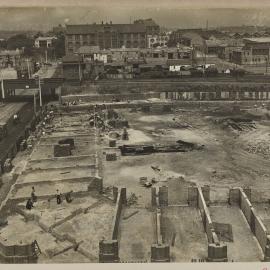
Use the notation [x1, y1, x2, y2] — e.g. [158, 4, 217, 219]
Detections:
[0, 240, 37, 263]
[111, 187, 126, 240]
[99, 187, 126, 263]
[196, 186, 227, 262]
[151, 186, 168, 208]
[230, 187, 270, 261]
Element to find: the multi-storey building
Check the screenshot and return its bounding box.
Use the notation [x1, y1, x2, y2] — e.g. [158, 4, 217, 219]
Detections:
[76, 46, 192, 64]
[34, 37, 57, 48]
[231, 38, 270, 65]
[0, 49, 22, 68]
[133, 18, 160, 35]
[65, 22, 147, 54]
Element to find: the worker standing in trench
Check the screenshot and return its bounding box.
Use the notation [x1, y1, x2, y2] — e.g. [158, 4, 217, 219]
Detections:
[56, 189, 62, 204]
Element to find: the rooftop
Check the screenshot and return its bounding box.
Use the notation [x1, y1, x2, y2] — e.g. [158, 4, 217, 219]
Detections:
[62, 54, 83, 63]
[66, 23, 146, 35]
[243, 37, 270, 43]
[0, 49, 21, 56]
[35, 36, 57, 41]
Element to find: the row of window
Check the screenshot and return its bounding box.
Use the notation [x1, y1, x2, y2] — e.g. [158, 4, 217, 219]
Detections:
[243, 58, 268, 62]
[68, 33, 146, 41]
[67, 40, 146, 48]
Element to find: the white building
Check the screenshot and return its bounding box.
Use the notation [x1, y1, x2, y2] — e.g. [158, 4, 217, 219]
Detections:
[147, 33, 169, 48]
[34, 37, 57, 48]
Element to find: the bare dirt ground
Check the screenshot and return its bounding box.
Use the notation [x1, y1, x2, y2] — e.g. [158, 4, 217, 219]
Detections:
[0, 103, 269, 263]
[162, 206, 208, 262]
[102, 107, 270, 204]
[118, 207, 154, 261]
[209, 205, 264, 261]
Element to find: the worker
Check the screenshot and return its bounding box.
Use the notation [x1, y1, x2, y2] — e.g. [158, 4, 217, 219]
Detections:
[26, 198, 34, 210]
[56, 189, 62, 205]
[13, 114, 19, 124]
[31, 186, 37, 202]
[65, 191, 73, 203]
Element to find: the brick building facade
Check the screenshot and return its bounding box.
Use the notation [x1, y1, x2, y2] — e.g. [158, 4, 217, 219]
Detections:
[65, 23, 147, 54]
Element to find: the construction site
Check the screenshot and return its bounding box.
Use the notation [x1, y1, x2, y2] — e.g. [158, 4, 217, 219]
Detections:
[0, 84, 270, 263]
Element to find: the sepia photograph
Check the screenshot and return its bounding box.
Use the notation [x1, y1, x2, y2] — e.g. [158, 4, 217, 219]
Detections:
[0, 0, 269, 267]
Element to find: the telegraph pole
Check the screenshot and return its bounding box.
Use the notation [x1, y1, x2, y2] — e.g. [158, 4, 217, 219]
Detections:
[45, 50, 48, 64]
[266, 54, 269, 74]
[39, 77, 42, 107]
[33, 92, 36, 115]
[26, 58, 31, 79]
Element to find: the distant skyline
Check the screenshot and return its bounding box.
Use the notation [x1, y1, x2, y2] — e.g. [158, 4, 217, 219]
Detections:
[1, 5, 270, 31]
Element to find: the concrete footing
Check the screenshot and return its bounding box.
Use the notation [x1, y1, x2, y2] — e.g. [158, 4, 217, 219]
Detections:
[207, 243, 228, 262]
[99, 240, 119, 263]
[54, 144, 72, 157]
[151, 244, 170, 262]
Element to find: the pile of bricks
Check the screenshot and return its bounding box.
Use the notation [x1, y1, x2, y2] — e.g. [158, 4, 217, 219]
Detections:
[106, 153, 117, 161]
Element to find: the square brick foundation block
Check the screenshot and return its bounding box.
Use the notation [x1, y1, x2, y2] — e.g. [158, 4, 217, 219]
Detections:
[229, 188, 240, 205]
[207, 243, 228, 262]
[263, 238, 270, 261]
[151, 244, 170, 262]
[106, 153, 117, 161]
[54, 144, 71, 157]
[99, 240, 119, 263]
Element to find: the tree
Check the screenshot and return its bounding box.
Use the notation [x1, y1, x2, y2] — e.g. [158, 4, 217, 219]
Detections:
[0, 39, 7, 49]
[53, 32, 65, 58]
[34, 31, 44, 39]
[7, 34, 34, 56]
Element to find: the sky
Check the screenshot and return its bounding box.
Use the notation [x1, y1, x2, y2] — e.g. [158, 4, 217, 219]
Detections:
[1, 1, 270, 31]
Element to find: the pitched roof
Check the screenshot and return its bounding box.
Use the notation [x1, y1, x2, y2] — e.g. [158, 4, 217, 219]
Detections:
[243, 37, 270, 43]
[66, 24, 146, 35]
[134, 19, 158, 27]
[62, 54, 83, 63]
[167, 59, 192, 65]
[77, 46, 100, 54]
[0, 49, 21, 56]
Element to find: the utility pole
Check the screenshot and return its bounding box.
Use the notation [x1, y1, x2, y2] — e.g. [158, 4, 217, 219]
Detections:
[33, 92, 36, 115]
[26, 58, 31, 79]
[266, 54, 269, 74]
[35, 75, 42, 107]
[45, 50, 48, 64]
[39, 77, 42, 107]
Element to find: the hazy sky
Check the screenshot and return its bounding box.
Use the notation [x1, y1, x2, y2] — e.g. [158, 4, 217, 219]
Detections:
[1, 1, 270, 31]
